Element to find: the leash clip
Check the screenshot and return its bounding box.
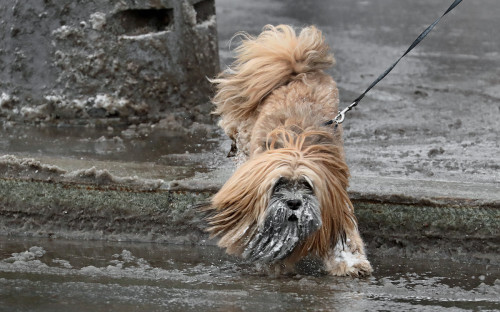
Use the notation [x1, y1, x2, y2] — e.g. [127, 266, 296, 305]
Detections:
[333, 107, 348, 124]
[334, 101, 358, 125]
[323, 101, 357, 127]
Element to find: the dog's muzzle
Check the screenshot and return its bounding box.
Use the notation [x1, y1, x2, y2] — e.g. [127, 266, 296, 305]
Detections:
[242, 197, 321, 263]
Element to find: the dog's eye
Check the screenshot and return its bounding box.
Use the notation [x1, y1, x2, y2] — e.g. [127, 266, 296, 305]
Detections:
[301, 180, 313, 192]
[273, 177, 287, 193]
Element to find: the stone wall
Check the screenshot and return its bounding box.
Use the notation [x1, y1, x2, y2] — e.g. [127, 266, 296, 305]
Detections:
[0, 0, 219, 124]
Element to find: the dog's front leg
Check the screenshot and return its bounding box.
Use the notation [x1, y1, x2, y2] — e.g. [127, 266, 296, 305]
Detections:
[323, 228, 373, 277]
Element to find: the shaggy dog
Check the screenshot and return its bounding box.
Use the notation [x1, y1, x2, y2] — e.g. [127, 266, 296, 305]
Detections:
[205, 25, 372, 276]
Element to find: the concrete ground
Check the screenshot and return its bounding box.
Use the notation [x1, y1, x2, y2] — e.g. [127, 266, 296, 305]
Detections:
[0, 0, 499, 264]
[216, 0, 500, 185]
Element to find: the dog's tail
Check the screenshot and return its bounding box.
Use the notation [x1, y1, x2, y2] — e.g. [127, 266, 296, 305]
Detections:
[211, 24, 334, 124]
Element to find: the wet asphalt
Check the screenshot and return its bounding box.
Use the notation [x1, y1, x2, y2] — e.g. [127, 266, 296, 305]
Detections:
[1, 0, 498, 195]
[216, 0, 500, 185]
[1, 237, 499, 312]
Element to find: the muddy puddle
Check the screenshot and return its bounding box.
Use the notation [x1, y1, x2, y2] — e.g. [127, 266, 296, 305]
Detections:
[0, 122, 233, 181]
[0, 123, 225, 164]
[1, 237, 498, 311]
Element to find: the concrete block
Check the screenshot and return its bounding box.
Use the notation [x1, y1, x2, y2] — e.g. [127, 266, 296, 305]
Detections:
[0, 0, 219, 123]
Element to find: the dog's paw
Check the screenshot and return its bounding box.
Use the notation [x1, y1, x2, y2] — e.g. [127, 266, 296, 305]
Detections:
[325, 250, 373, 277]
[329, 258, 373, 277]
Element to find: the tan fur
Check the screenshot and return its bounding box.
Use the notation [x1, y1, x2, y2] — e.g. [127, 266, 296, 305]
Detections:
[211, 25, 335, 157]
[207, 25, 372, 276]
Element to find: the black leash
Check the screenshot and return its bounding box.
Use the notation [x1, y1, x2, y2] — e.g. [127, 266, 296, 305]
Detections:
[324, 0, 464, 127]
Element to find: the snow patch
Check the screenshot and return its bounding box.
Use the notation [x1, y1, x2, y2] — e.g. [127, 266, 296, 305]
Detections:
[90, 12, 106, 30]
[0, 154, 166, 191]
[20, 105, 47, 120]
[52, 258, 73, 269]
[196, 15, 216, 29]
[0, 155, 67, 175]
[92, 93, 148, 117]
[3, 246, 49, 269]
[119, 30, 170, 40]
[52, 25, 83, 39]
[0, 92, 18, 111]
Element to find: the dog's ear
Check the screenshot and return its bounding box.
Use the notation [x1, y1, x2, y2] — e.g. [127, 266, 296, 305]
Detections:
[205, 153, 281, 254]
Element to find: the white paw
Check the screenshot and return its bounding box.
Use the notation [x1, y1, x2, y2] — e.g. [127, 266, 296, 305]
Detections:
[329, 257, 373, 277]
[325, 243, 373, 277]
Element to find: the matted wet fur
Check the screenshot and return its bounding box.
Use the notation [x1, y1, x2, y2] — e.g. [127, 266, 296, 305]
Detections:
[205, 25, 372, 276]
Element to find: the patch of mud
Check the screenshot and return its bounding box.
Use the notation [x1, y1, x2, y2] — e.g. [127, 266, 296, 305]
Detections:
[0, 238, 499, 311]
[0, 121, 232, 189]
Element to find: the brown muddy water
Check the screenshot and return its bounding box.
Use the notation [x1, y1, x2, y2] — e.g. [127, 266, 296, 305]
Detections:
[0, 237, 499, 312]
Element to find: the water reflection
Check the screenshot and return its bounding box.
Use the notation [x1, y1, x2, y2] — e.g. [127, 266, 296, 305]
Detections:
[1, 237, 499, 311]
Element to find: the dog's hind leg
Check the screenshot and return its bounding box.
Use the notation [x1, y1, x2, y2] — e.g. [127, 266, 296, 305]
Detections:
[323, 227, 373, 277]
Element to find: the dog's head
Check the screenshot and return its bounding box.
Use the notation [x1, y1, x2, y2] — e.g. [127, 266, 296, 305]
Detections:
[207, 129, 355, 263]
[242, 176, 322, 262]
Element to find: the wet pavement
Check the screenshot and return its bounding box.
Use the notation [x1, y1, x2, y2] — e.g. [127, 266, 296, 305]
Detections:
[1, 1, 500, 310]
[216, 0, 500, 184]
[1, 237, 499, 312]
[1, 0, 499, 186]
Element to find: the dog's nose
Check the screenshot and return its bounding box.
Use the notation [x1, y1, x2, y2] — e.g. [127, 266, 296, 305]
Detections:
[286, 199, 302, 210]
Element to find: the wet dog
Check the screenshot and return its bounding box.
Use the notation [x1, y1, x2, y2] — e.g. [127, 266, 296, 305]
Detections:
[205, 25, 372, 276]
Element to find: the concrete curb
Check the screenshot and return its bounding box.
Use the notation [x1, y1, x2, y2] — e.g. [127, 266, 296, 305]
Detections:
[1, 155, 498, 265]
